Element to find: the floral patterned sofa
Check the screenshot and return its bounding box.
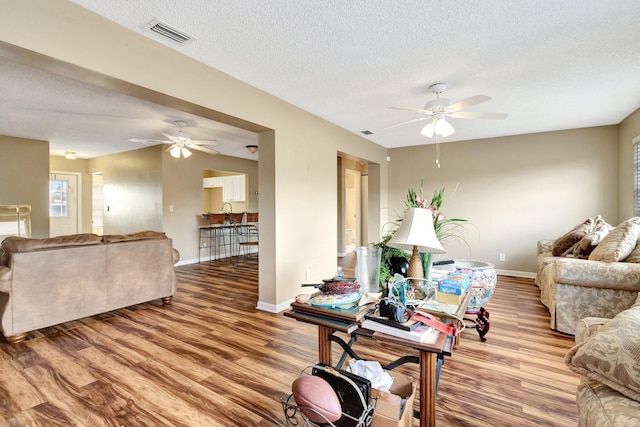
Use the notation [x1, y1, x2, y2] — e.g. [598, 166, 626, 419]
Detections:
[565, 300, 640, 426]
[536, 216, 640, 335]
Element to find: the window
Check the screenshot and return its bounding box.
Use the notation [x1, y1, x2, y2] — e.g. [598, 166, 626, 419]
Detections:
[49, 179, 68, 217]
[635, 136, 640, 216]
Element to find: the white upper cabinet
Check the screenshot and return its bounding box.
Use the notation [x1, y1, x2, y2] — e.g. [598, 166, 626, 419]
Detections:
[203, 175, 246, 202]
[223, 174, 246, 202]
[202, 177, 223, 188]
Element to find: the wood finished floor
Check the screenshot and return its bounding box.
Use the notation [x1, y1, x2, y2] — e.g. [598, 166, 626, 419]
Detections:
[0, 254, 581, 426]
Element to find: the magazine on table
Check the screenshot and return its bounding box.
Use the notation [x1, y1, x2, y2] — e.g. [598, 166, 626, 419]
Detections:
[360, 318, 439, 344]
[364, 309, 421, 331]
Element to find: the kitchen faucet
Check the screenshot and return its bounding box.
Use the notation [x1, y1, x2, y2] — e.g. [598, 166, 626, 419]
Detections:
[220, 202, 232, 213]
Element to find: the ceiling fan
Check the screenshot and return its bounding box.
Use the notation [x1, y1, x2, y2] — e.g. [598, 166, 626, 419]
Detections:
[128, 120, 220, 158]
[388, 82, 508, 138]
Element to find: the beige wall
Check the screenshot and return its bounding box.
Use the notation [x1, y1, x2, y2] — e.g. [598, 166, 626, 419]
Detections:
[5, 0, 636, 306]
[87, 146, 164, 234]
[0, 1, 388, 310]
[0, 135, 49, 237]
[388, 126, 619, 274]
[160, 147, 259, 263]
[618, 108, 640, 219]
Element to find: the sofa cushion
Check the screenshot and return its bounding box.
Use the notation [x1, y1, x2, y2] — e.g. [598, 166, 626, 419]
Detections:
[552, 218, 594, 256]
[589, 217, 640, 262]
[565, 305, 640, 402]
[102, 231, 167, 243]
[577, 379, 640, 427]
[574, 317, 611, 345]
[0, 233, 103, 264]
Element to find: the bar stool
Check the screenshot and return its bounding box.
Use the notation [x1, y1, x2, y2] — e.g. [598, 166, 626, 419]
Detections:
[201, 213, 227, 263]
[237, 212, 258, 264]
[228, 213, 245, 260]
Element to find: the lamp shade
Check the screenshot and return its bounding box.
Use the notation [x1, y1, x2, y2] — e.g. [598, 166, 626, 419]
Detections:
[387, 208, 446, 254]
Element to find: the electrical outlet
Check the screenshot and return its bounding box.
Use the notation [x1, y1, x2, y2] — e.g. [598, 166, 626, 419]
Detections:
[305, 270, 311, 281]
[499, 253, 506, 262]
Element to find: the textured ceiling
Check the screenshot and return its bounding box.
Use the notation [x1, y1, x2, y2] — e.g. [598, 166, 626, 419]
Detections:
[0, 57, 259, 160]
[3, 1, 640, 159]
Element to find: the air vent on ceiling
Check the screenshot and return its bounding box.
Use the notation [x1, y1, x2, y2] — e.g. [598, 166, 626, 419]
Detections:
[143, 19, 194, 45]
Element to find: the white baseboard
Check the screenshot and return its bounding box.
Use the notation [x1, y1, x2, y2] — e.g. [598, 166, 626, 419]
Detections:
[495, 269, 536, 279]
[257, 299, 294, 313]
[177, 248, 258, 267]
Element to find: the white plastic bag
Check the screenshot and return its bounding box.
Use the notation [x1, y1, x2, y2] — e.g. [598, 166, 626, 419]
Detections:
[348, 359, 394, 392]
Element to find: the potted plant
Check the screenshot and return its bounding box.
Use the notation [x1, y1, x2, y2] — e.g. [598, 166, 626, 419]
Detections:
[375, 179, 471, 286]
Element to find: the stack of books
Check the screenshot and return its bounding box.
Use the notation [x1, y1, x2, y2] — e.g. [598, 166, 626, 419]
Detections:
[436, 272, 470, 305]
[360, 311, 440, 344]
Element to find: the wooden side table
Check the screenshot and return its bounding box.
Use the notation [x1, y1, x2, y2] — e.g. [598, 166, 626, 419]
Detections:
[285, 303, 454, 427]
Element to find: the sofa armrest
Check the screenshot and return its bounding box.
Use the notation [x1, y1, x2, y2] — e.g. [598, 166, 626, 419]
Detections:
[538, 239, 555, 256]
[555, 258, 640, 292]
[171, 248, 180, 265]
[574, 317, 611, 344]
[0, 265, 12, 293]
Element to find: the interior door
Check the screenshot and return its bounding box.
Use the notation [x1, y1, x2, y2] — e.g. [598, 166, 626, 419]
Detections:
[345, 169, 361, 253]
[49, 172, 80, 237]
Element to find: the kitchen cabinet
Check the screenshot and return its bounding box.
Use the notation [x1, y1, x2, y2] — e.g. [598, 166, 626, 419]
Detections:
[223, 174, 246, 202]
[203, 175, 246, 202]
[203, 177, 223, 188]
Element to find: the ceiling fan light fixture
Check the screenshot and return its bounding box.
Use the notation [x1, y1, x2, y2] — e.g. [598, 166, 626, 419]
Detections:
[169, 145, 181, 158]
[181, 147, 192, 158]
[420, 122, 435, 138]
[435, 117, 455, 137]
[246, 145, 258, 154]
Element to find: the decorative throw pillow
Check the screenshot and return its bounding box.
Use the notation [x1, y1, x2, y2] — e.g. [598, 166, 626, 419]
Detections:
[567, 216, 614, 258]
[589, 217, 640, 262]
[551, 218, 594, 256]
[563, 238, 596, 259]
[624, 235, 640, 263]
[565, 305, 640, 402]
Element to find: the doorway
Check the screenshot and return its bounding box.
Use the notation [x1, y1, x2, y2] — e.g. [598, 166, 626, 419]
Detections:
[49, 171, 81, 237]
[92, 173, 104, 235]
[345, 169, 361, 253]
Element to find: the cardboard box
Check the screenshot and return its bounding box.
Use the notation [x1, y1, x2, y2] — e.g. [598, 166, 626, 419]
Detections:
[371, 371, 417, 427]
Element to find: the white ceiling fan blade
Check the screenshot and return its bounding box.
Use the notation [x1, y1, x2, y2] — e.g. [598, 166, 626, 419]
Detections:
[188, 144, 220, 155]
[383, 117, 428, 130]
[389, 106, 434, 115]
[447, 111, 508, 120]
[445, 95, 491, 113]
[161, 132, 179, 141]
[128, 137, 171, 144]
[189, 139, 219, 146]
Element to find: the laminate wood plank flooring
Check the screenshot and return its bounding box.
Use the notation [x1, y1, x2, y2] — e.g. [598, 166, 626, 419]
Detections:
[0, 254, 581, 426]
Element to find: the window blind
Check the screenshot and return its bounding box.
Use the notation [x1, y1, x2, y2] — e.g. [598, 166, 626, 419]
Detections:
[635, 140, 640, 216]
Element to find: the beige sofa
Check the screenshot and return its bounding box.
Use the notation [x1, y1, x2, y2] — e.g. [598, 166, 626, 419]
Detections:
[565, 302, 640, 426]
[536, 216, 640, 335]
[0, 231, 179, 343]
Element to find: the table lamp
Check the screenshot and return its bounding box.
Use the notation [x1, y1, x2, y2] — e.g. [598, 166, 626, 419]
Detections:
[387, 207, 446, 281]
